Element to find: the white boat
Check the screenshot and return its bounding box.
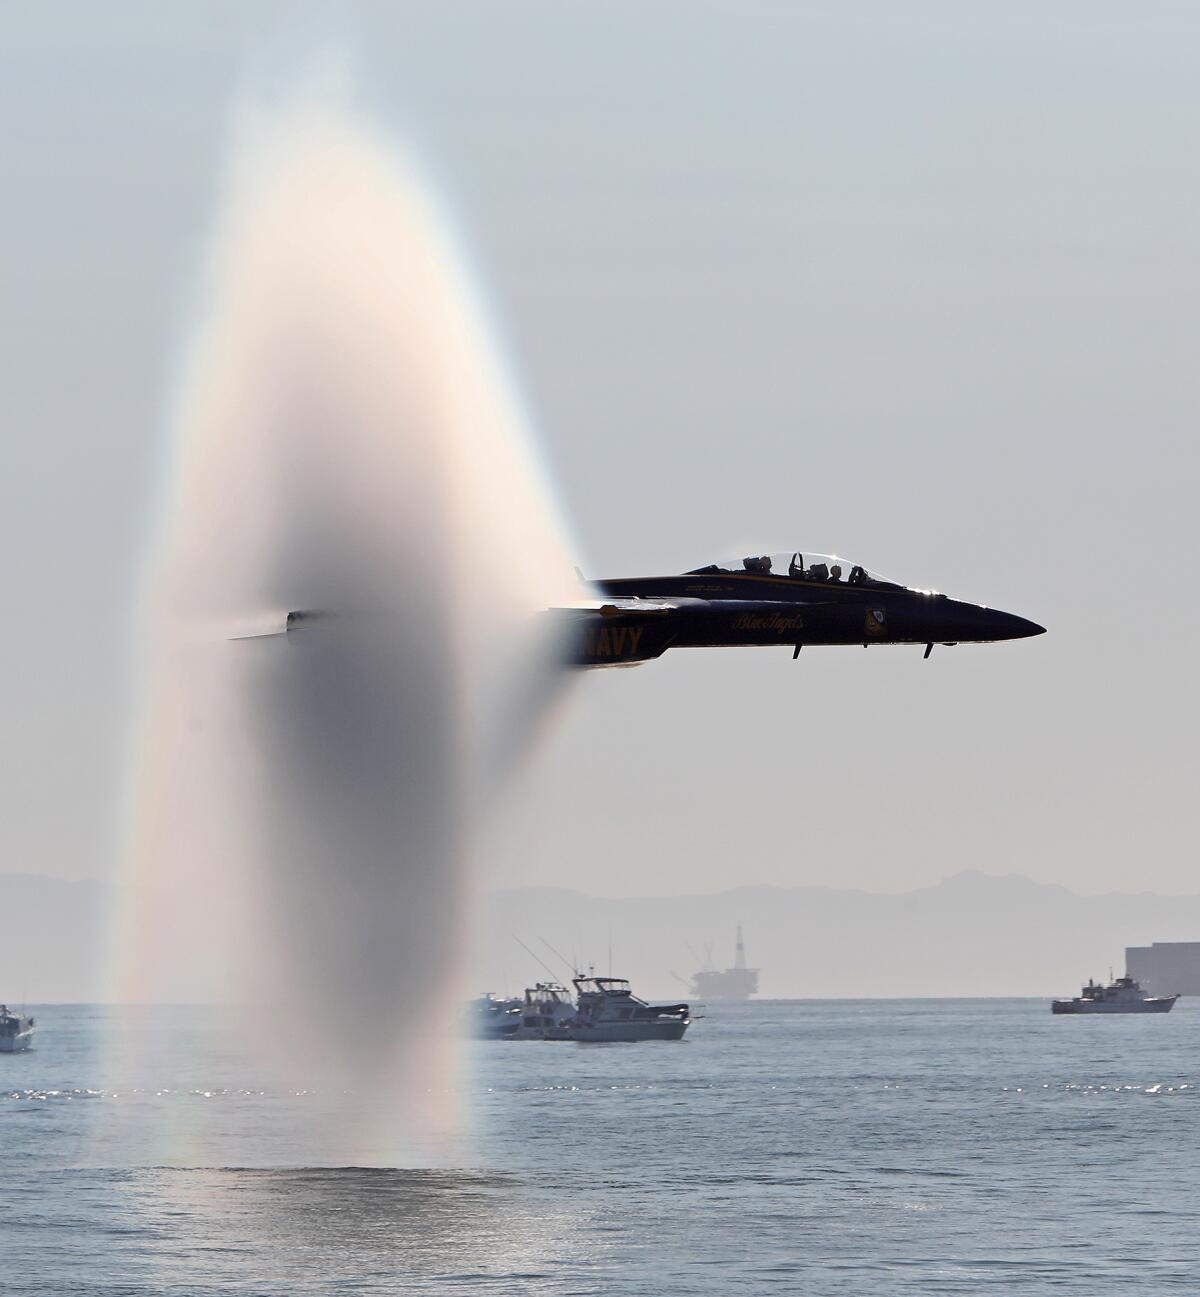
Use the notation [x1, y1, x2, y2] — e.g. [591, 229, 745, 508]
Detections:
[0, 1006, 35, 1053]
[468, 993, 522, 1038]
[516, 982, 576, 1040]
[1052, 975, 1178, 1014]
[568, 976, 690, 1042]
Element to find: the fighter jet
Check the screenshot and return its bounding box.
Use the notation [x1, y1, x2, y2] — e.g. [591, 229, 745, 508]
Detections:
[265, 548, 1043, 668]
[559, 550, 1044, 667]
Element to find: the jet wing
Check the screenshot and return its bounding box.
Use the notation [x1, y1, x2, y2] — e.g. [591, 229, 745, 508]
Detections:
[232, 595, 834, 668]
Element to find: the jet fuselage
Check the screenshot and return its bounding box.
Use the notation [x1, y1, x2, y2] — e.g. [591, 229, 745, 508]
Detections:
[572, 556, 1043, 666]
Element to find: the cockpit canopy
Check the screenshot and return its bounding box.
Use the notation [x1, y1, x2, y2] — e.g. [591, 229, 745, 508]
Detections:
[688, 552, 903, 589]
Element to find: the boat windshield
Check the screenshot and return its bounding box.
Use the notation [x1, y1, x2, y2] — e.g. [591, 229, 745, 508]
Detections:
[574, 977, 642, 1000]
[688, 552, 901, 588]
[525, 983, 571, 1003]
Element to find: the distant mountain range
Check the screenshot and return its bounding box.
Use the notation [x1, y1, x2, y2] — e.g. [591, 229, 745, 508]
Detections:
[478, 871, 1200, 1000]
[5, 869, 1200, 1002]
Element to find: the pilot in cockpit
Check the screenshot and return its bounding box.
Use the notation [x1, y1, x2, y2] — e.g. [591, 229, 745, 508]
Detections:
[743, 555, 772, 574]
[829, 564, 842, 582]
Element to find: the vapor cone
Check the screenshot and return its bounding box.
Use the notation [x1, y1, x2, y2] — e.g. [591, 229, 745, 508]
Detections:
[119, 91, 575, 1152]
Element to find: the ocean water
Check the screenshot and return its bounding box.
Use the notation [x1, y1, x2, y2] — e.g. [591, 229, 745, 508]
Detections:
[3, 998, 1198, 1295]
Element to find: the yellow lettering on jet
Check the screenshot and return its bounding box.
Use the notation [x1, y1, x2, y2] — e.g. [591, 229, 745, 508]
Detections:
[585, 622, 646, 659]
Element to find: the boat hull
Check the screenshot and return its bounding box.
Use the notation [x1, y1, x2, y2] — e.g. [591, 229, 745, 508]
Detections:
[569, 1019, 689, 1042]
[1052, 996, 1178, 1014]
[0, 1028, 34, 1052]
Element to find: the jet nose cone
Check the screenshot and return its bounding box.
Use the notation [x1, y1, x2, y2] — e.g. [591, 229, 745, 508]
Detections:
[989, 610, 1046, 640]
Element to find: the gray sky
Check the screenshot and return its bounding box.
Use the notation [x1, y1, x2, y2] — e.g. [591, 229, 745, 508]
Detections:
[3, 2, 1198, 897]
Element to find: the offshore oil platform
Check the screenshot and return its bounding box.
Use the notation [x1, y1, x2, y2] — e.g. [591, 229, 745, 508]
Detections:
[691, 924, 759, 1000]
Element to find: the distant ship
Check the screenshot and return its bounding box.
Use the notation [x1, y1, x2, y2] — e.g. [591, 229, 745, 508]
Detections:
[1052, 975, 1179, 1015]
[0, 1006, 35, 1053]
[469, 976, 689, 1042]
[468, 993, 521, 1038]
[691, 924, 759, 1000]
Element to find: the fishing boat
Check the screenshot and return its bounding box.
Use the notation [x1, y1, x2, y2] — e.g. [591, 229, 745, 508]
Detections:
[516, 982, 576, 1040]
[0, 1006, 35, 1053]
[568, 976, 690, 1042]
[468, 993, 521, 1038]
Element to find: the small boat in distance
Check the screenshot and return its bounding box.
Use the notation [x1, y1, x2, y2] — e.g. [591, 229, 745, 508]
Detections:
[0, 1006, 35, 1053]
[468, 993, 521, 1038]
[1052, 975, 1178, 1014]
[467, 971, 692, 1041]
[568, 976, 690, 1042]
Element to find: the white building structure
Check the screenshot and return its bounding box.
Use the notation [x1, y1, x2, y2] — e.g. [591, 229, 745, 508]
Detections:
[1125, 942, 1200, 996]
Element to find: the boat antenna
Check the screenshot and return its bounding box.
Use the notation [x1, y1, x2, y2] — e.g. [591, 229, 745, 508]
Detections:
[539, 937, 578, 978]
[608, 925, 613, 978]
[513, 935, 560, 984]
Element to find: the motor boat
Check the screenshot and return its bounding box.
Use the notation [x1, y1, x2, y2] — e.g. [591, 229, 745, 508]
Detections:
[0, 1006, 35, 1053]
[1052, 975, 1178, 1014]
[568, 976, 690, 1042]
